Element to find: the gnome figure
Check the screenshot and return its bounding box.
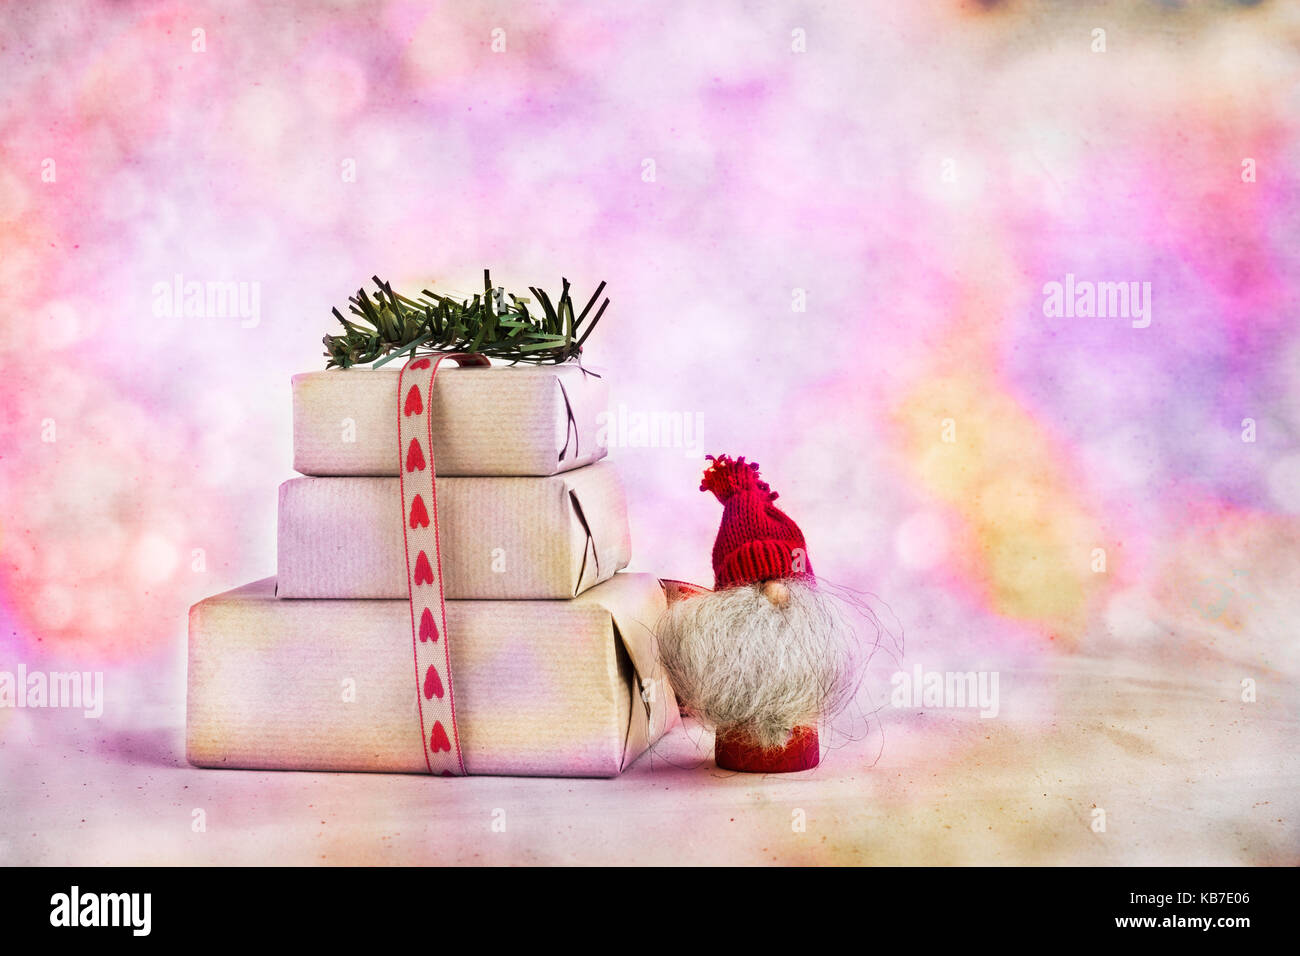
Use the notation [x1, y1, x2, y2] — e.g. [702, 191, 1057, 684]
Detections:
[657, 455, 862, 773]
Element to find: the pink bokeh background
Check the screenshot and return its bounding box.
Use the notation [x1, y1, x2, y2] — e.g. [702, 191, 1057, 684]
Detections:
[1, 0, 1298, 864]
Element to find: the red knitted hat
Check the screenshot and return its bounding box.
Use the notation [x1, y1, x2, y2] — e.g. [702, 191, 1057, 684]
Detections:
[701, 454, 813, 589]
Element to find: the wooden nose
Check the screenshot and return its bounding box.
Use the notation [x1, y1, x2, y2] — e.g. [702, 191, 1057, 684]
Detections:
[762, 579, 790, 607]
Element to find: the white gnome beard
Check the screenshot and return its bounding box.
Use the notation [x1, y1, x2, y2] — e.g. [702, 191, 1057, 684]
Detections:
[656, 579, 863, 750]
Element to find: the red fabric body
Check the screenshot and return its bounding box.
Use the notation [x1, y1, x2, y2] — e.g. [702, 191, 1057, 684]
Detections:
[714, 725, 820, 773]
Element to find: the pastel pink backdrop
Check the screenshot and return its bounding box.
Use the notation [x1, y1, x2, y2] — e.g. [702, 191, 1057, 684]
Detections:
[1, 0, 1297, 864]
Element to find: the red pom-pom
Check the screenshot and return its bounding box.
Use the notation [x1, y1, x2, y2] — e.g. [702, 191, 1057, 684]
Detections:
[700, 454, 778, 503]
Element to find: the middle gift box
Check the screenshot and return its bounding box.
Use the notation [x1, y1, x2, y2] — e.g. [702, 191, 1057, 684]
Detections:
[277, 460, 631, 600]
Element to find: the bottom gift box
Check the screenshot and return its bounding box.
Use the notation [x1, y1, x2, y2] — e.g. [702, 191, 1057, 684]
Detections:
[187, 573, 679, 778]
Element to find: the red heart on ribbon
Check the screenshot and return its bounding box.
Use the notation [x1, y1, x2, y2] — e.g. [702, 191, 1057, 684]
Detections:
[404, 384, 423, 416]
[409, 358, 431, 370]
[406, 438, 425, 472]
[423, 664, 444, 700]
[413, 551, 434, 585]
[409, 494, 429, 528]
[430, 721, 452, 753]
[419, 607, 438, 642]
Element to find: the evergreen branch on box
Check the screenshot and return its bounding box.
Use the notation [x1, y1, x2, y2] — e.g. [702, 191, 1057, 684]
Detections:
[323, 269, 609, 369]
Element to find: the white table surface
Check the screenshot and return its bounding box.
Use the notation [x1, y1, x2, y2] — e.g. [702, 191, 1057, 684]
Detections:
[3, 631, 1294, 866]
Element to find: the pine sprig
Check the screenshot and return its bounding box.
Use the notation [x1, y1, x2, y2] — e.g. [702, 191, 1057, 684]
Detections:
[323, 270, 609, 369]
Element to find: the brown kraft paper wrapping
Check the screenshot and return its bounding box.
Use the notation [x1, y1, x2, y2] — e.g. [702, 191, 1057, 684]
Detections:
[186, 573, 679, 778]
[292, 363, 609, 477]
[275, 461, 630, 599]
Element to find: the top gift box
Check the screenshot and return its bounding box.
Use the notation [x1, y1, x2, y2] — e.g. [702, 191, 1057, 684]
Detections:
[292, 363, 609, 477]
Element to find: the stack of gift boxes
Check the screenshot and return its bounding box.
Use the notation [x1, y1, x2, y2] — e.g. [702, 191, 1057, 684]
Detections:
[187, 362, 677, 777]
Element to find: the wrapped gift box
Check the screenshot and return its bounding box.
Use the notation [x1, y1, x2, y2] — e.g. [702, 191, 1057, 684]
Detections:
[292, 363, 608, 477]
[186, 574, 678, 777]
[276, 461, 630, 599]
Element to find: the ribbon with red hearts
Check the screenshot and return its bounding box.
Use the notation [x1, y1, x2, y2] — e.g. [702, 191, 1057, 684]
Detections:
[398, 352, 491, 776]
